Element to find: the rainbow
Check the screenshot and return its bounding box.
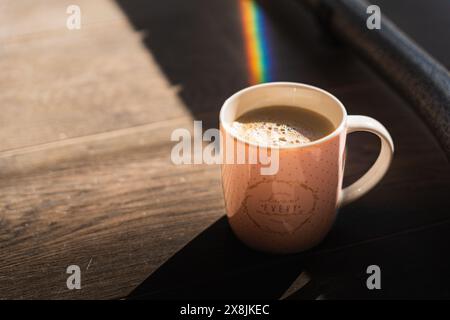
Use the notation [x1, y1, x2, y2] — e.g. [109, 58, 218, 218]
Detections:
[239, 0, 271, 84]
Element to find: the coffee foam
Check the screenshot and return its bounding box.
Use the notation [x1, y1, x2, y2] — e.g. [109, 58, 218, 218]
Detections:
[231, 121, 313, 147]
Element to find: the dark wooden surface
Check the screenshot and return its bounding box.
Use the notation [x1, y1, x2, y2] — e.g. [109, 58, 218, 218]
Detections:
[0, 0, 449, 299]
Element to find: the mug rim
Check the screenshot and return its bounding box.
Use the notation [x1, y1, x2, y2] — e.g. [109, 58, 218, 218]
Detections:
[220, 82, 348, 149]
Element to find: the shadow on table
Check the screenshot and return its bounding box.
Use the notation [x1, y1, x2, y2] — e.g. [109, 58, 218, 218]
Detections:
[126, 216, 307, 299]
[124, 216, 373, 300]
[114, 0, 248, 130]
[114, 0, 361, 130]
[127, 213, 450, 299]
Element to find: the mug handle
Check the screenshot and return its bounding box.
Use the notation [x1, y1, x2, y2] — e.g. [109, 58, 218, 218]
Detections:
[338, 115, 394, 207]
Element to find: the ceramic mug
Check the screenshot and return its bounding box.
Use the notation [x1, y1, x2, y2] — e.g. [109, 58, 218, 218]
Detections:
[220, 82, 394, 254]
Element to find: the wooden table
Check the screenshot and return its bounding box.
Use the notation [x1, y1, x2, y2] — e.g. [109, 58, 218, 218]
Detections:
[1, 0, 449, 299]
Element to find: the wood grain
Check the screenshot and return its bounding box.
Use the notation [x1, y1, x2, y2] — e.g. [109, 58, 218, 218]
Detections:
[0, 0, 449, 299]
[0, 115, 224, 299]
[0, 0, 189, 151]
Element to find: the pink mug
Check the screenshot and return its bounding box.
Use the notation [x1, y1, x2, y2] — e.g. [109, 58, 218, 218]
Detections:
[220, 82, 394, 254]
